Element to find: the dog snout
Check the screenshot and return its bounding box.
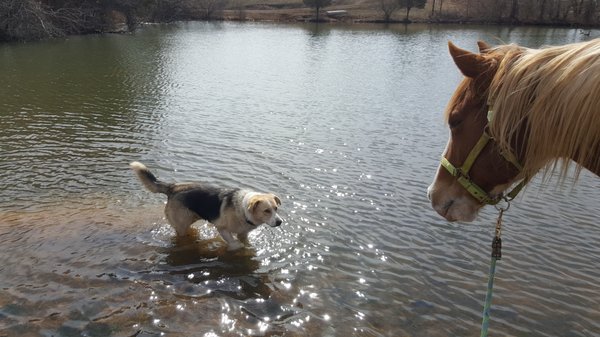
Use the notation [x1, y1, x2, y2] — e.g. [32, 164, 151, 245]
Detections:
[275, 218, 282, 227]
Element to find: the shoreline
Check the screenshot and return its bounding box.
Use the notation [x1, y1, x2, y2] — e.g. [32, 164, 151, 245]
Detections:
[2, 10, 598, 44]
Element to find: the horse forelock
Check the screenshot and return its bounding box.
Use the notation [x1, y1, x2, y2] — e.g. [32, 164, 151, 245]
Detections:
[488, 39, 600, 181]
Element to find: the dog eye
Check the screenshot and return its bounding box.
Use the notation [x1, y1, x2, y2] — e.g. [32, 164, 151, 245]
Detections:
[264, 209, 272, 214]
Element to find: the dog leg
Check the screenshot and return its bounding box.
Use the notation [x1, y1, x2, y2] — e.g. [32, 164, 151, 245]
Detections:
[218, 229, 244, 251]
[165, 202, 198, 236]
[237, 232, 250, 245]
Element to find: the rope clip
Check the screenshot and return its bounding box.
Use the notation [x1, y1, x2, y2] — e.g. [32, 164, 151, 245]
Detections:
[491, 208, 505, 259]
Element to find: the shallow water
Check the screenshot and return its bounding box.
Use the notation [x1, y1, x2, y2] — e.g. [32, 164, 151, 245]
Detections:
[1, 22, 599, 336]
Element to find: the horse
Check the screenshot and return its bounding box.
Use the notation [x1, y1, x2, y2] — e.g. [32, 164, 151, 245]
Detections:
[427, 39, 600, 222]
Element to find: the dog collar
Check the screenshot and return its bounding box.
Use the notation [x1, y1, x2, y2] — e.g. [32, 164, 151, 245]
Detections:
[245, 218, 258, 227]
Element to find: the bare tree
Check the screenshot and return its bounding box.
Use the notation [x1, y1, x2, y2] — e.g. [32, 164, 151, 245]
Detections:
[197, 0, 227, 20]
[303, 0, 333, 21]
[578, 0, 598, 24]
[0, 0, 98, 41]
[230, 0, 247, 21]
[0, 0, 55, 40]
[509, 0, 519, 22]
[380, 0, 400, 21]
[537, 0, 549, 20]
[398, 0, 426, 22]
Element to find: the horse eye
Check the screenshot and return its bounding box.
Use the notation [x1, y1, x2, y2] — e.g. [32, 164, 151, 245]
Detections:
[448, 118, 463, 129]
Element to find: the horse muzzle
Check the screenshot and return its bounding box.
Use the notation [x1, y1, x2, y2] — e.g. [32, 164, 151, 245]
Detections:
[428, 182, 480, 222]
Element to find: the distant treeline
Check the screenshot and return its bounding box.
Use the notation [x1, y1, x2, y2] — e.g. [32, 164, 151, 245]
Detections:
[0, 0, 227, 42]
[431, 0, 600, 26]
[1, 0, 599, 42]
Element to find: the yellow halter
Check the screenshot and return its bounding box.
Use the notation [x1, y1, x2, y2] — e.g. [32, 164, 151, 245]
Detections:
[440, 106, 527, 205]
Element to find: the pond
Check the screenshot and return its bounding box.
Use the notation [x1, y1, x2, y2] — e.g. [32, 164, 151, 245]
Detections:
[1, 22, 599, 336]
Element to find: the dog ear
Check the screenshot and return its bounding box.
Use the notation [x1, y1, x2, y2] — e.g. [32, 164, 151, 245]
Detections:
[272, 194, 281, 206]
[247, 196, 261, 213]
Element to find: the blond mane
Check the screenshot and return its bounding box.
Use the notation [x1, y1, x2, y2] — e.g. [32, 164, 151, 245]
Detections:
[488, 39, 600, 181]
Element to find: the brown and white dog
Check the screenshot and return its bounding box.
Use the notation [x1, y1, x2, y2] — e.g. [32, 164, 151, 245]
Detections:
[130, 161, 283, 250]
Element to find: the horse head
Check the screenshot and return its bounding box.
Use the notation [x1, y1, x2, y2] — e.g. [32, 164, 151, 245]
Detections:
[427, 41, 523, 222]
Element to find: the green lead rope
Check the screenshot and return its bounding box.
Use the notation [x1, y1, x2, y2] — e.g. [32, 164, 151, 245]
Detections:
[480, 256, 498, 337]
[480, 208, 505, 337]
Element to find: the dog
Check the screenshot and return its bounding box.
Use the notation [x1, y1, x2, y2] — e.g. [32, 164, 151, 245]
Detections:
[130, 161, 283, 250]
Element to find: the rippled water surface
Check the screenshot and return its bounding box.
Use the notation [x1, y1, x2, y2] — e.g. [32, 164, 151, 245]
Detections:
[1, 23, 599, 336]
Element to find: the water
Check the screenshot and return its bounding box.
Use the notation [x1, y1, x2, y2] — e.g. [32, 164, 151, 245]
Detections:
[1, 22, 599, 336]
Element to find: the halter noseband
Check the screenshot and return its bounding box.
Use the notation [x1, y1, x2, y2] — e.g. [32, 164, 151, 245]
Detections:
[440, 106, 527, 205]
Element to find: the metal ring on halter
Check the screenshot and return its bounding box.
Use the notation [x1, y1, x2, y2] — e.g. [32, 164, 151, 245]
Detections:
[494, 197, 511, 212]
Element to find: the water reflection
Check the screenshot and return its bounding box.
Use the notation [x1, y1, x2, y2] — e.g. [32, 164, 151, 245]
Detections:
[303, 23, 331, 37]
[159, 231, 271, 300]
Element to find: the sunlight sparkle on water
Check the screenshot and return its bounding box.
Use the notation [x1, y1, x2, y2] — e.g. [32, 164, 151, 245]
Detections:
[221, 313, 236, 331]
[259, 320, 269, 332]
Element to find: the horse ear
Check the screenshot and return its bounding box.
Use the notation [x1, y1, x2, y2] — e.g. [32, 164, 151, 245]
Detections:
[448, 41, 489, 78]
[477, 41, 492, 54]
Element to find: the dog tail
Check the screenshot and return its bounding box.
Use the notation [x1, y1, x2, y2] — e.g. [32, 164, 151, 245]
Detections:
[130, 161, 171, 195]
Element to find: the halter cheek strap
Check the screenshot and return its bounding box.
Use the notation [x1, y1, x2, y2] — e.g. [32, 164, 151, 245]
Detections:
[440, 106, 528, 205]
[441, 131, 497, 204]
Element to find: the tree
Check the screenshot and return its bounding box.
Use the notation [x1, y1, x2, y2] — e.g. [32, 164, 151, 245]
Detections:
[578, 0, 598, 25]
[380, 0, 400, 21]
[537, 0, 549, 21]
[303, 0, 332, 21]
[0, 0, 100, 41]
[509, 0, 519, 22]
[398, 0, 426, 22]
[197, 0, 227, 20]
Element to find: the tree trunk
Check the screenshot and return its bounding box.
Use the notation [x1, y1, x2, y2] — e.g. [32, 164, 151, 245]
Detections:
[431, 0, 436, 16]
[538, 0, 547, 21]
[509, 0, 519, 22]
[316, 6, 320, 21]
[405, 6, 410, 21]
[466, 0, 470, 17]
[553, 0, 561, 20]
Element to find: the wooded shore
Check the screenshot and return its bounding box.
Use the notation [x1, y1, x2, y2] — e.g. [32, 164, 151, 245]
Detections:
[2, 0, 598, 42]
